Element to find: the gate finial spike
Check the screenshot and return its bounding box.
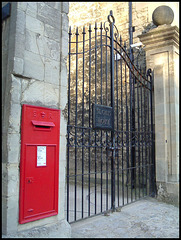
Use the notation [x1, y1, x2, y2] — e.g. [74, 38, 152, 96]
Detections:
[108, 10, 115, 24]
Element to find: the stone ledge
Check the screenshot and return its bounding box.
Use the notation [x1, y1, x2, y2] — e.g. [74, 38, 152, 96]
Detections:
[138, 25, 179, 50]
[2, 219, 71, 238]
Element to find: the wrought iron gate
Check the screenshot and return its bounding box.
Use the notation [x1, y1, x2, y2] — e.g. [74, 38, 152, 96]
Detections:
[66, 11, 155, 223]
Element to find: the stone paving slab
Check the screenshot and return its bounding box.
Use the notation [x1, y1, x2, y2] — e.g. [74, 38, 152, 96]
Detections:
[70, 197, 179, 238]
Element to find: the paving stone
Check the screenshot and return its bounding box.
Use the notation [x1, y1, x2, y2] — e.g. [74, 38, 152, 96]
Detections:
[70, 197, 179, 238]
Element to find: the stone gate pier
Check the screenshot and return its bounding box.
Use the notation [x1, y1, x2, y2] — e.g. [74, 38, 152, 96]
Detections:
[139, 23, 179, 206]
[2, 2, 71, 238]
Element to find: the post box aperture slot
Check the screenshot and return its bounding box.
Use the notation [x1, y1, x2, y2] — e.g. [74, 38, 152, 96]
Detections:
[31, 120, 55, 131]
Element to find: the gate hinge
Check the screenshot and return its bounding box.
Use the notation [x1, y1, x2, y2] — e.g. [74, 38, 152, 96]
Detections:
[2, 3, 11, 22]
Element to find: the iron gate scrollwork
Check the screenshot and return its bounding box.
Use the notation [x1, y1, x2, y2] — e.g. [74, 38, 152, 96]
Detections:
[66, 11, 155, 223]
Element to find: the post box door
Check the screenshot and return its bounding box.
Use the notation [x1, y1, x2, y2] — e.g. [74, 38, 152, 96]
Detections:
[19, 105, 60, 224]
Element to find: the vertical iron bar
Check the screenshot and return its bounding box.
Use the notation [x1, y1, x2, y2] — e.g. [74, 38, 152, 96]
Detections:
[74, 26, 79, 221]
[67, 26, 72, 222]
[144, 76, 147, 196]
[124, 41, 129, 204]
[129, 2, 133, 63]
[137, 80, 141, 199]
[133, 74, 136, 200]
[115, 36, 119, 207]
[81, 25, 86, 219]
[140, 74, 144, 197]
[100, 22, 103, 212]
[109, 11, 116, 212]
[88, 23, 92, 217]
[120, 37, 124, 206]
[105, 29, 109, 211]
[94, 22, 97, 214]
[129, 71, 133, 202]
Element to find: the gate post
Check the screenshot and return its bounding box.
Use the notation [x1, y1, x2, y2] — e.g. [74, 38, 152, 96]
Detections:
[2, 2, 71, 237]
[108, 10, 116, 212]
[139, 24, 179, 206]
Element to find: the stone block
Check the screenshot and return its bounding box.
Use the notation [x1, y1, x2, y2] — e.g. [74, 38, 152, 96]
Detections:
[60, 114, 67, 137]
[23, 50, 44, 80]
[156, 158, 167, 182]
[7, 164, 19, 196]
[45, 37, 60, 61]
[17, 2, 27, 11]
[26, 14, 44, 35]
[8, 103, 21, 133]
[44, 23, 60, 42]
[44, 58, 60, 85]
[22, 80, 59, 107]
[61, 2, 69, 14]
[2, 163, 8, 197]
[61, 13, 69, 32]
[46, 2, 61, 10]
[2, 196, 7, 235]
[43, 82, 59, 107]
[35, 34, 60, 61]
[61, 30, 69, 58]
[11, 75, 21, 104]
[59, 135, 67, 161]
[22, 79, 44, 103]
[16, 9, 26, 34]
[14, 33, 25, 59]
[60, 85, 67, 110]
[6, 195, 19, 234]
[7, 133, 20, 164]
[154, 103, 165, 117]
[60, 58, 68, 87]
[13, 57, 24, 75]
[25, 29, 39, 55]
[26, 2, 37, 18]
[37, 2, 61, 29]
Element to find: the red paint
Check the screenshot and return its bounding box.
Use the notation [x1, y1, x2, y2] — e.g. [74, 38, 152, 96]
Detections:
[19, 104, 60, 224]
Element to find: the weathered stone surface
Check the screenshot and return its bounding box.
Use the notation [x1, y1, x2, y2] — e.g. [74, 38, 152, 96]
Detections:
[46, 2, 61, 10]
[16, 9, 26, 34]
[10, 75, 21, 103]
[61, 2, 69, 14]
[14, 33, 25, 59]
[3, 219, 71, 238]
[23, 50, 44, 80]
[25, 2, 37, 18]
[13, 57, 24, 75]
[21, 79, 59, 107]
[44, 58, 60, 85]
[37, 2, 61, 29]
[7, 133, 20, 164]
[152, 5, 174, 26]
[44, 23, 60, 42]
[26, 14, 44, 35]
[8, 104, 21, 133]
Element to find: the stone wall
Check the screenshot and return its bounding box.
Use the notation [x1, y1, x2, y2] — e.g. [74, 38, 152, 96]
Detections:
[69, 2, 153, 44]
[2, 2, 71, 237]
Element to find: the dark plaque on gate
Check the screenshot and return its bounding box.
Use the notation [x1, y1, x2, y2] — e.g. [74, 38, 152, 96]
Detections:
[92, 104, 113, 131]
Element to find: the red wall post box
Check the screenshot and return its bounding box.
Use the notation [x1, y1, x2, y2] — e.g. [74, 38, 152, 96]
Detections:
[19, 104, 60, 224]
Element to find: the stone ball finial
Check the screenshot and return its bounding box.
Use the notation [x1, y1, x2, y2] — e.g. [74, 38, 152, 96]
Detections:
[152, 5, 174, 26]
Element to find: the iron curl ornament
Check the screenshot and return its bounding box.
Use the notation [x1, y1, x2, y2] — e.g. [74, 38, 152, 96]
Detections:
[104, 10, 119, 39]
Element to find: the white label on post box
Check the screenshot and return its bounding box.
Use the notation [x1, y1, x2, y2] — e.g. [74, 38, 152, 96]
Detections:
[37, 146, 46, 166]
